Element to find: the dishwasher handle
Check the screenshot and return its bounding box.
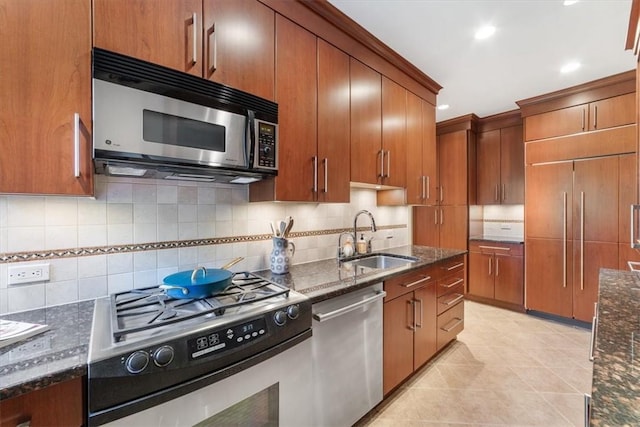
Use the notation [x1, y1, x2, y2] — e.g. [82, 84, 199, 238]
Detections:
[313, 291, 386, 322]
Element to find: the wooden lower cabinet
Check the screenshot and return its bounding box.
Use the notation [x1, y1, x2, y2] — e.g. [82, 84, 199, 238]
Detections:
[383, 257, 465, 395]
[0, 377, 84, 427]
[468, 241, 523, 308]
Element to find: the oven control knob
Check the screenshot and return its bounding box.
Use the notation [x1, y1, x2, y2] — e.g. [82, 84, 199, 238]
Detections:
[287, 304, 299, 320]
[125, 351, 149, 374]
[153, 345, 175, 367]
[274, 310, 287, 326]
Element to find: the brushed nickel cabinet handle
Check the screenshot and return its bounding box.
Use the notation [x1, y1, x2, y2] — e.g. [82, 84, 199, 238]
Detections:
[495, 184, 499, 202]
[422, 176, 426, 200]
[312, 156, 318, 193]
[488, 257, 492, 275]
[434, 209, 438, 225]
[73, 113, 80, 178]
[563, 191, 567, 288]
[589, 303, 598, 361]
[408, 299, 415, 331]
[502, 183, 506, 201]
[446, 262, 464, 271]
[208, 22, 217, 73]
[581, 108, 585, 131]
[426, 176, 430, 200]
[496, 257, 500, 276]
[478, 245, 510, 251]
[323, 158, 328, 193]
[386, 150, 391, 178]
[443, 294, 464, 306]
[191, 13, 198, 65]
[441, 317, 463, 332]
[440, 278, 464, 289]
[440, 208, 443, 225]
[580, 191, 585, 291]
[415, 298, 423, 328]
[402, 275, 432, 288]
[440, 185, 444, 203]
[593, 105, 598, 129]
[379, 150, 385, 178]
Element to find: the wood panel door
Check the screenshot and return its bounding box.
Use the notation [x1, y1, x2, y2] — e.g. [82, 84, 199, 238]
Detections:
[272, 15, 317, 201]
[381, 77, 407, 188]
[203, 0, 275, 100]
[439, 206, 468, 250]
[438, 130, 468, 206]
[94, 0, 203, 77]
[468, 251, 494, 298]
[525, 162, 573, 239]
[525, 238, 573, 318]
[0, 0, 93, 195]
[476, 130, 501, 204]
[494, 254, 524, 305]
[500, 125, 524, 204]
[317, 39, 351, 203]
[406, 92, 424, 204]
[618, 153, 637, 244]
[350, 58, 382, 184]
[413, 206, 440, 247]
[588, 93, 635, 131]
[383, 295, 415, 395]
[422, 101, 438, 205]
[413, 285, 437, 369]
[573, 156, 619, 243]
[524, 104, 588, 141]
[572, 241, 618, 322]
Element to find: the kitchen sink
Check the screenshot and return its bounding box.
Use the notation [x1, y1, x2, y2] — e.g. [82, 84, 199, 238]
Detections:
[342, 254, 418, 270]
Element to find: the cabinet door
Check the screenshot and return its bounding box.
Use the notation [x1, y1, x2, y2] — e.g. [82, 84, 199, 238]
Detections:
[350, 59, 382, 184]
[381, 77, 407, 188]
[273, 15, 317, 201]
[619, 153, 637, 244]
[476, 130, 501, 204]
[500, 125, 524, 204]
[525, 238, 573, 318]
[203, 0, 274, 100]
[317, 39, 350, 203]
[572, 241, 618, 322]
[524, 104, 588, 141]
[468, 251, 494, 298]
[94, 0, 202, 76]
[525, 162, 573, 239]
[413, 206, 440, 247]
[439, 206, 468, 251]
[573, 156, 619, 243]
[383, 295, 415, 395]
[413, 285, 437, 369]
[406, 92, 424, 204]
[494, 254, 523, 305]
[438, 130, 468, 205]
[0, 0, 93, 195]
[588, 92, 635, 131]
[422, 101, 438, 205]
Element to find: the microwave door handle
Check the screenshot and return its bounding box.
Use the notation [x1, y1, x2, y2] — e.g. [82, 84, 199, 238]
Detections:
[246, 110, 256, 168]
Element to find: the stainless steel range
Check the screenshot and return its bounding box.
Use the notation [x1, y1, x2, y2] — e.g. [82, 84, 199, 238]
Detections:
[87, 272, 312, 426]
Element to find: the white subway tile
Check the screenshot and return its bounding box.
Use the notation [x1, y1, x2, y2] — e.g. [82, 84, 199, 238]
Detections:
[232, 204, 248, 221]
[178, 223, 197, 240]
[231, 187, 247, 205]
[157, 223, 178, 241]
[158, 204, 178, 223]
[197, 205, 216, 222]
[215, 221, 233, 237]
[107, 224, 133, 245]
[106, 182, 133, 203]
[78, 202, 107, 225]
[78, 225, 107, 247]
[49, 258, 78, 282]
[179, 247, 198, 266]
[156, 267, 179, 284]
[178, 186, 198, 204]
[134, 204, 158, 224]
[7, 197, 45, 227]
[197, 222, 216, 239]
[197, 187, 216, 205]
[197, 245, 216, 263]
[78, 276, 108, 300]
[216, 188, 232, 204]
[157, 249, 178, 268]
[45, 280, 78, 306]
[45, 198, 78, 226]
[45, 226, 78, 250]
[216, 204, 232, 222]
[7, 227, 45, 252]
[134, 251, 157, 271]
[134, 223, 157, 244]
[134, 270, 158, 289]
[78, 255, 107, 278]
[0, 264, 6, 289]
[133, 184, 157, 204]
[179, 205, 197, 223]
[107, 253, 133, 275]
[0, 197, 7, 227]
[232, 219, 248, 236]
[157, 185, 178, 204]
[7, 284, 45, 312]
[107, 272, 133, 294]
[107, 203, 133, 225]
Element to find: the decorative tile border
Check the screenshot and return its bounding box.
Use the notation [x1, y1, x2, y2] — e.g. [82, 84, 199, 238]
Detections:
[0, 224, 406, 263]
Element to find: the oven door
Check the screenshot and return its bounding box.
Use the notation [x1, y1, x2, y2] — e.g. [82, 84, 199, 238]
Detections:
[93, 79, 247, 169]
[100, 338, 312, 427]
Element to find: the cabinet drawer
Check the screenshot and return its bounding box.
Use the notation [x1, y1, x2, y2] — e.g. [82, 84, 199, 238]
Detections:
[437, 271, 465, 297]
[438, 256, 465, 275]
[469, 241, 523, 256]
[437, 301, 464, 350]
[437, 285, 464, 315]
[384, 267, 436, 301]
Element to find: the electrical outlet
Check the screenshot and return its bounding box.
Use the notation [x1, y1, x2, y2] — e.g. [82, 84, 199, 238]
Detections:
[8, 264, 50, 285]
[500, 223, 512, 230]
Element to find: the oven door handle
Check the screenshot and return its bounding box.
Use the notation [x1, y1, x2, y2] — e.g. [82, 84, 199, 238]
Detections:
[312, 291, 386, 322]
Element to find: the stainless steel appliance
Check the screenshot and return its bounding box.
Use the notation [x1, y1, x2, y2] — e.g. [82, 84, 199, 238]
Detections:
[87, 272, 312, 426]
[92, 48, 278, 184]
[311, 282, 385, 426]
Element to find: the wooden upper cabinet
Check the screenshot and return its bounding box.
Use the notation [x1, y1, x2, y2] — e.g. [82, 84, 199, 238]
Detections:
[317, 39, 351, 203]
[422, 101, 438, 204]
[500, 125, 524, 204]
[406, 95, 437, 205]
[0, 0, 93, 195]
[438, 130, 468, 206]
[94, 0, 203, 77]
[524, 92, 635, 141]
[588, 92, 635, 131]
[381, 77, 407, 188]
[476, 129, 501, 204]
[413, 206, 440, 247]
[350, 59, 382, 185]
[269, 15, 317, 202]
[94, 0, 275, 100]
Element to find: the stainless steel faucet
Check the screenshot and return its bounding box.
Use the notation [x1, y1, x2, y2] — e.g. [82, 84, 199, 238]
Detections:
[354, 209, 377, 253]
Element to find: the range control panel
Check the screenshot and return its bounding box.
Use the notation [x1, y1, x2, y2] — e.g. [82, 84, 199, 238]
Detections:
[255, 121, 277, 170]
[188, 317, 268, 360]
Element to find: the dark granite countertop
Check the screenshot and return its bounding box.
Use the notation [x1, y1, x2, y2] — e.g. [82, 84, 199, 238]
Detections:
[591, 269, 640, 426]
[0, 300, 94, 401]
[255, 245, 467, 303]
[469, 235, 524, 244]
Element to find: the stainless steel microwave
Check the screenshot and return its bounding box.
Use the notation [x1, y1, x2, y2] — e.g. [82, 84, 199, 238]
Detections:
[92, 48, 278, 184]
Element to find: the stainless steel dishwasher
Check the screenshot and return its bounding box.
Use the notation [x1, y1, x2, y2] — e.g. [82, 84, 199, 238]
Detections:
[311, 282, 385, 427]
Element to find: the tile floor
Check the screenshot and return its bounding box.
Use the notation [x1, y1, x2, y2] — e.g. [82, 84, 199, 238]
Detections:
[359, 301, 593, 427]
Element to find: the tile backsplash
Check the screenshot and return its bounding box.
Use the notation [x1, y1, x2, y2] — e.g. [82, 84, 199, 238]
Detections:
[472, 204, 524, 240]
[0, 176, 409, 314]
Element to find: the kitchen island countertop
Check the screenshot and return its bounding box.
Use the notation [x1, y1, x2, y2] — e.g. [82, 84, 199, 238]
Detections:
[591, 269, 640, 426]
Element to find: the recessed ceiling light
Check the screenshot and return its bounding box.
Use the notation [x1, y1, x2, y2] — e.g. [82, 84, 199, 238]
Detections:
[563, 0, 579, 5]
[560, 61, 581, 73]
[475, 25, 496, 40]
[437, 104, 450, 110]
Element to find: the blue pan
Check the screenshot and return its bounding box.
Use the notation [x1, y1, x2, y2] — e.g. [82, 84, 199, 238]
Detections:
[160, 258, 243, 299]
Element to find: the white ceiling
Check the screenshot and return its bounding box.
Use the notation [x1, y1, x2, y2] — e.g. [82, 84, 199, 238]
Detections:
[328, 0, 637, 122]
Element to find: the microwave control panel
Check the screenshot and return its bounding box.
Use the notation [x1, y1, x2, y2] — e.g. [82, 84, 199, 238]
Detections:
[255, 121, 277, 170]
